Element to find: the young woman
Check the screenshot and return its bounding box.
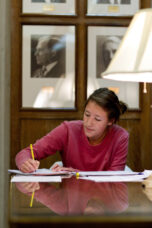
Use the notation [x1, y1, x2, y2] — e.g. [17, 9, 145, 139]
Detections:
[15, 88, 129, 173]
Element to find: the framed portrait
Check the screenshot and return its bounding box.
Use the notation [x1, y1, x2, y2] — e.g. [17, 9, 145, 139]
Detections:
[87, 26, 139, 110]
[87, 0, 140, 16]
[22, 25, 75, 109]
[22, 0, 75, 15]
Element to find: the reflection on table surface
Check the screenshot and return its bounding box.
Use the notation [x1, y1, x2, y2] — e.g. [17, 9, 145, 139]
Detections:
[10, 176, 152, 223]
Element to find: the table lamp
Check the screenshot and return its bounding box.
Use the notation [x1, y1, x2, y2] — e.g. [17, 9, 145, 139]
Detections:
[102, 8, 152, 88]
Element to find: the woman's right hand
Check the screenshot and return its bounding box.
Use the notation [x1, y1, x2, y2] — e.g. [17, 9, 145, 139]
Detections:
[20, 158, 40, 173]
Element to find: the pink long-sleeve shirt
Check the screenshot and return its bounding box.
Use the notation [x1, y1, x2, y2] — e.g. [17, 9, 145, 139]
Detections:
[15, 120, 129, 171]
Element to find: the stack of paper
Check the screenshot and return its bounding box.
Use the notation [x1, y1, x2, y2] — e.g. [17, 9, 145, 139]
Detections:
[8, 168, 69, 176]
[8, 169, 152, 183]
[8, 168, 70, 183]
[10, 175, 62, 183]
[75, 170, 152, 182]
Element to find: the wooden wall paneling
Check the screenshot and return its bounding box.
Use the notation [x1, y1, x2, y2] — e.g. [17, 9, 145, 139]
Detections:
[149, 84, 152, 168]
[140, 83, 152, 170]
[20, 119, 65, 168]
[119, 118, 142, 171]
[11, 0, 23, 169]
[20, 119, 64, 148]
[11, 0, 152, 171]
[140, 0, 151, 8]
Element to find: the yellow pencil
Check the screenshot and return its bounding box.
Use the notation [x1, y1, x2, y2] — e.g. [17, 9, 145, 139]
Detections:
[76, 172, 79, 179]
[30, 143, 35, 208]
[30, 144, 35, 160]
[30, 192, 35, 208]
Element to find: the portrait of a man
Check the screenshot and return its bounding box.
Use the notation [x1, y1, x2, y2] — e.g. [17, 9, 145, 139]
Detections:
[31, 35, 66, 78]
[96, 35, 122, 78]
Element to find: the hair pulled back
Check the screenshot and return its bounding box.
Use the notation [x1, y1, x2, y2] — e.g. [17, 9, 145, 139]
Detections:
[85, 88, 127, 123]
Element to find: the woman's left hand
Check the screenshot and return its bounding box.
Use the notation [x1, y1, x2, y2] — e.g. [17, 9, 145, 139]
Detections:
[51, 164, 78, 172]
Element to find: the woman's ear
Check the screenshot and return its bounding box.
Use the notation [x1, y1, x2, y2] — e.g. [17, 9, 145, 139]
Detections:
[108, 119, 115, 126]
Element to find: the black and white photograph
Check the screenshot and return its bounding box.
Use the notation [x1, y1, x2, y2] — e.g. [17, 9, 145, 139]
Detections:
[22, 0, 75, 15]
[31, 35, 66, 78]
[87, 26, 139, 109]
[87, 0, 139, 16]
[96, 35, 122, 78]
[22, 25, 75, 109]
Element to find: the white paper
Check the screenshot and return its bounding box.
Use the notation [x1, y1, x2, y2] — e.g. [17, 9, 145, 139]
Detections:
[11, 175, 61, 182]
[78, 170, 152, 183]
[73, 170, 141, 176]
[8, 168, 69, 176]
[79, 175, 144, 182]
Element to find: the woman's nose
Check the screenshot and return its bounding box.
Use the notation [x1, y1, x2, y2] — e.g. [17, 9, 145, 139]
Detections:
[87, 117, 94, 126]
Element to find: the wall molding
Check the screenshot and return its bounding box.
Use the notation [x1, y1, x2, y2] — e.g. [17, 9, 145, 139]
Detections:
[0, 0, 10, 227]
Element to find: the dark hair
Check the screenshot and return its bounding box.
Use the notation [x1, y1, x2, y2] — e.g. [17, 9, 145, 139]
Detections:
[85, 88, 127, 123]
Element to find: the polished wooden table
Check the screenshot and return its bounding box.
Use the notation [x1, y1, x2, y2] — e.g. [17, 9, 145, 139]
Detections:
[9, 176, 152, 228]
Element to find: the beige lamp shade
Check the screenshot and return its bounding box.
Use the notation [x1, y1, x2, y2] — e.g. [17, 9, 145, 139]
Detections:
[102, 9, 152, 83]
